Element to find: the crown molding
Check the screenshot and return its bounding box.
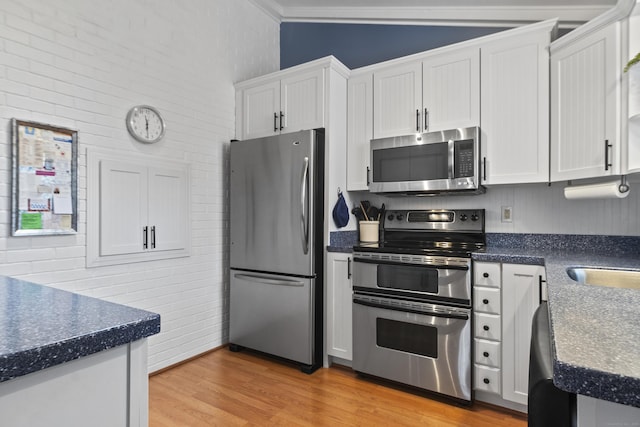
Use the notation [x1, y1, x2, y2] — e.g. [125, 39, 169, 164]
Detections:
[249, 2, 612, 28]
[247, 0, 283, 22]
[550, 0, 637, 51]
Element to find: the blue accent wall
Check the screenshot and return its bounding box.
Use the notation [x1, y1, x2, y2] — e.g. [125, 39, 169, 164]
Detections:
[280, 23, 511, 69]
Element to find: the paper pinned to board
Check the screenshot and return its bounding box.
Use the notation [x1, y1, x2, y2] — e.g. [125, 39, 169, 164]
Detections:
[53, 195, 73, 214]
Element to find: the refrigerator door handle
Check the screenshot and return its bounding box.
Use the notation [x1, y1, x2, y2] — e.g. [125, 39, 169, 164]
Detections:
[300, 156, 309, 255]
[233, 273, 305, 287]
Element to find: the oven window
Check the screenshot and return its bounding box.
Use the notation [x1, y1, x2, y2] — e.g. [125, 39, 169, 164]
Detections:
[372, 142, 448, 182]
[377, 264, 438, 293]
[376, 318, 438, 358]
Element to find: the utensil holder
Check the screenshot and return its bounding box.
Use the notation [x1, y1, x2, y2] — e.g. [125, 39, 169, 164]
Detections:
[359, 220, 379, 243]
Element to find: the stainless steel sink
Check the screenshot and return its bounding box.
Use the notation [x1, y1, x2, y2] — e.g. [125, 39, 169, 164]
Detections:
[567, 267, 640, 290]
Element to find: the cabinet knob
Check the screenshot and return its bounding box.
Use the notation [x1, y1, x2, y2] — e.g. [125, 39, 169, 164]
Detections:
[483, 378, 490, 384]
[482, 299, 489, 305]
[483, 272, 489, 278]
[483, 351, 490, 357]
[483, 325, 490, 331]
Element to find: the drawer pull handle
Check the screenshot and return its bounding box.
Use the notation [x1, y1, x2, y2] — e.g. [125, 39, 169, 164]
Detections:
[483, 351, 490, 357]
[483, 325, 490, 331]
[483, 378, 490, 384]
[482, 299, 489, 304]
[483, 272, 489, 278]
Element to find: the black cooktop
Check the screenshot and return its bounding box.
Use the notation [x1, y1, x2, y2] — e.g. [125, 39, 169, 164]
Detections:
[353, 209, 486, 257]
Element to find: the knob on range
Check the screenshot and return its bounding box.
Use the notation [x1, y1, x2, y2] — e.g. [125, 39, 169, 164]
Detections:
[471, 213, 479, 221]
[387, 214, 394, 221]
[459, 214, 468, 221]
[396, 214, 404, 221]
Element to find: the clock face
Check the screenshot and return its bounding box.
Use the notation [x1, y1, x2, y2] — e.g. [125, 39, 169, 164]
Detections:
[126, 105, 165, 143]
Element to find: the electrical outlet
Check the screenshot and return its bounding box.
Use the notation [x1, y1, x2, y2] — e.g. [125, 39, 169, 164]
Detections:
[501, 206, 513, 223]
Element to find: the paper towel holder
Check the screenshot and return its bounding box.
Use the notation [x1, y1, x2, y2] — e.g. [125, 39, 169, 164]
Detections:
[619, 175, 630, 193]
[565, 175, 630, 195]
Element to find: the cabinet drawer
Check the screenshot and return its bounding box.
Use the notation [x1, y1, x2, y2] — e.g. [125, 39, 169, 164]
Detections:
[474, 313, 501, 341]
[474, 339, 501, 368]
[474, 262, 501, 288]
[475, 364, 501, 394]
[474, 287, 501, 314]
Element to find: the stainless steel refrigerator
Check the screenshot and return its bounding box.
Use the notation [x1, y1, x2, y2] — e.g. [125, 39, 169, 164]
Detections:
[229, 129, 324, 374]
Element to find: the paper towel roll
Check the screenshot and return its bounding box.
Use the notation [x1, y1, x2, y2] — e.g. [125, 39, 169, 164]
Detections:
[564, 181, 630, 200]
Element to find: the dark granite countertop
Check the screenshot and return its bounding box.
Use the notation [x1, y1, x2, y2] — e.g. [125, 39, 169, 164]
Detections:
[0, 276, 161, 383]
[474, 246, 640, 408]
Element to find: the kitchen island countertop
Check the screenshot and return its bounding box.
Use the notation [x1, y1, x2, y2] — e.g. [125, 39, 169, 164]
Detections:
[474, 247, 640, 408]
[0, 275, 160, 383]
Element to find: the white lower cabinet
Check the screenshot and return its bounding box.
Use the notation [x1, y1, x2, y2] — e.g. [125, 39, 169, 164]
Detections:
[501, 263, 546, 406]
[326, 252, 353, 362]
[0, 341, 149, 427]
[473, 261, 546, 412]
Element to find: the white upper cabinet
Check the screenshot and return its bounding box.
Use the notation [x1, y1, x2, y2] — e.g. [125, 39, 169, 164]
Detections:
[87, 149, 190, 267]
[372, 48, 479, 139]
[373, 62, 422, 138]
[423, 48, 480, 132]
[550, 23, 620, 181]
[347, 73, 373, 191]
[237, 67, 325, 140]
[481, 24, 553, 185]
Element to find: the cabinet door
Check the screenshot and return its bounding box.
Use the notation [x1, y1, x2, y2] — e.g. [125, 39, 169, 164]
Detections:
[423, 48, 479, 132]
[550, 23, 619, 181]
[501, 263, 546, 406]
[281, 68, 325, 134]
[241, 80, 281, 140]
[373, 62, 422, 138]
[481, 33, 550, 185]
[347, 73, 373, 191]
[148, 167, 188, 252]
[99, 160, 148, 256]
[326, 252, 353, 361]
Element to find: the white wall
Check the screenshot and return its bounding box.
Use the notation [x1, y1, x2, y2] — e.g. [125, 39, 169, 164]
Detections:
[347, 177, 640, 236]
[0, 0, 279, 372]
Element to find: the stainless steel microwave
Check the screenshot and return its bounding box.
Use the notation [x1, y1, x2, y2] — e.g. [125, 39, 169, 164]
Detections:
[369, 126, 483, 195]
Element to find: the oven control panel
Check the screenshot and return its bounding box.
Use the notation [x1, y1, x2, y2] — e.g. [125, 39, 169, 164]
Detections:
[384, 209, 484, 232]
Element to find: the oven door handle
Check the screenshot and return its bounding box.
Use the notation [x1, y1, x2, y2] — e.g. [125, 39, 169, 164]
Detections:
[353, 298, 469, 320]
[353, 258, 469, 271]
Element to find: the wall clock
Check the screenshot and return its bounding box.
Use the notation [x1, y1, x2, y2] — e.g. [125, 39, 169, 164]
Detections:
[126, 105, 166, 144]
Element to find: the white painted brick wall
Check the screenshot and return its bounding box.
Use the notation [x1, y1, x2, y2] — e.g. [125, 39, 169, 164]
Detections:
[0, 0, 279, 373]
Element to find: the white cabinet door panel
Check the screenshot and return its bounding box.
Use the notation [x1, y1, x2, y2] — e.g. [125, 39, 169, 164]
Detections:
[423, 48, 480, 132]
[373, 62, 422, 138]
[281, 68, 325, 133]
[481, 34, 550, 184]
[502, 263, 545, 406]
[326, 252, 353, 361]
[148, 167, 188, 252]
[242, 80, 281, 140]
[551, 23, 619, 181]
[99, 160, 148, 256]
[347, 74, 373, 191]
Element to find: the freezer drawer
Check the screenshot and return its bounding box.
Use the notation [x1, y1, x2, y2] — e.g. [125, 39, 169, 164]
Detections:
[229, 269, 315, 365]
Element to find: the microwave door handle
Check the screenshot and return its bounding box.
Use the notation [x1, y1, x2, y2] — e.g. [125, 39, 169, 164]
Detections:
[448, 139, 455, 179]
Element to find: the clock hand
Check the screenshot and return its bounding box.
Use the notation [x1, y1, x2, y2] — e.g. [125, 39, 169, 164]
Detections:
[145, 116, 149, 138]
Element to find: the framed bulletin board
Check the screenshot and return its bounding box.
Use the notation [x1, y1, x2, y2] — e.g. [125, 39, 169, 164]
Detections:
[11, 119, 78, 236]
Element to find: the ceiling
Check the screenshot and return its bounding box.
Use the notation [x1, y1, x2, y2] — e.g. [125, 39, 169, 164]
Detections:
[250, 0, 619, 27]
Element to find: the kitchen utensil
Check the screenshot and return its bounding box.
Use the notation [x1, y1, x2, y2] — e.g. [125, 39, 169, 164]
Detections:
[359, 201, 370, 221]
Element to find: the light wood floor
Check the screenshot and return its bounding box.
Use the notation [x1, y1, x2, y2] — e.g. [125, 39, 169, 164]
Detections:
[149, 348, 527, 427]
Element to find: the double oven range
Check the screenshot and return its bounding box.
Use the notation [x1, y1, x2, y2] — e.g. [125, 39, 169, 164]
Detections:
[352, 209, 485, 403]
